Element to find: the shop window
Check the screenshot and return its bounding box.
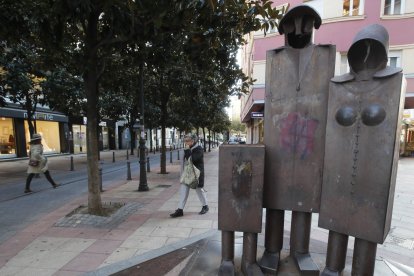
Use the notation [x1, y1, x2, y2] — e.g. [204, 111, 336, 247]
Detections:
[73, 124, 87, 153]
[102, 126, 109, 150]
[384, 0, 403, 15]
[0, 117, 16, 157]
[24, 120, 61, 154]
[343, 0, 364, 16]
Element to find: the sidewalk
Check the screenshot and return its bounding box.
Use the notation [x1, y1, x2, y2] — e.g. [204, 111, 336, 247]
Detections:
[0, 148, 413, 275]
[0, 148, 219, 275]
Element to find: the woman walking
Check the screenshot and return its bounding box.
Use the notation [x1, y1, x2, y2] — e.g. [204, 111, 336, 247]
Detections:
[25, 133, 59, 193]
[170, 134, 209, 217]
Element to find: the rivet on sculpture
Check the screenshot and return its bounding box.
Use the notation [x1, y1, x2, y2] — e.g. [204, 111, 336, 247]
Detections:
[318, 24, 406, 276]
[218, 145, 265, 276]
[260, 5, 335, 275]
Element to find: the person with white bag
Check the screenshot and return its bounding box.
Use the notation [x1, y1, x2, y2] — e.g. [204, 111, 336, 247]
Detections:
[170, 134, 209, 218]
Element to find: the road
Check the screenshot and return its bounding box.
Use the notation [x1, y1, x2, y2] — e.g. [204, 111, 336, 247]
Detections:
[0, 149, 182, 244]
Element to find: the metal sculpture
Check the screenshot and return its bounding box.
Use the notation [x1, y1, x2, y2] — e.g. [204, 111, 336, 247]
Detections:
[260, 5, 335, 274]
[319, 24, 406, 276]
[218, 145, 265, 276]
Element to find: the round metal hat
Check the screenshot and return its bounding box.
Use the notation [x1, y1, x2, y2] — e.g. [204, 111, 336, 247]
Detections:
[348, 24, 389, 72]
[278, 5, 322, 35]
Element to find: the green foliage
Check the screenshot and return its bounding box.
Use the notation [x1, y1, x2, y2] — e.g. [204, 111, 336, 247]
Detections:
[42, 68, 84, 117]
[230, 120, 246, 133]
[1, 0, 285, 211]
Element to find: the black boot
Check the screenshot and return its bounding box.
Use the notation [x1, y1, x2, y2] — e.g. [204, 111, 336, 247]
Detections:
[25, 174, 34, 193]
[199, 205, 209, 215]
[170, 208, 183, 218]
[45, 171, 59, 188]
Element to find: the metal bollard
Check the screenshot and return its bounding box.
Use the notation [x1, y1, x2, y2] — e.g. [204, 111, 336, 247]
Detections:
[99, 168, 103, 192]
[126, 150, 129, 160]
[127, 161, 132, 180]
[70, 156, 74, 171]
[113, 151, 115, 163]
[170, 150, 173, 163]
[147, 157, 150, 172]
[177, 150, 180, 160]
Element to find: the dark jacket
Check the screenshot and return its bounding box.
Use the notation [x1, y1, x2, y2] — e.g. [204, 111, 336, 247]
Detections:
[184, 144, 204, 188]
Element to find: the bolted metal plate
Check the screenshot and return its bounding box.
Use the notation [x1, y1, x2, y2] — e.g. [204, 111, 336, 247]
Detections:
[263, 44, 336, 212]
[318, 73, 405, 243]
[218, 145, 265, 233]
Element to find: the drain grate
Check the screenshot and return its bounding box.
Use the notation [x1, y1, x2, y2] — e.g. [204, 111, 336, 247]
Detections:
[54, 202, 144, 229]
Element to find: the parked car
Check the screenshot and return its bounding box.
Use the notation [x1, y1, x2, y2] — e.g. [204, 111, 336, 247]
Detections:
[228, 137, 239, 144]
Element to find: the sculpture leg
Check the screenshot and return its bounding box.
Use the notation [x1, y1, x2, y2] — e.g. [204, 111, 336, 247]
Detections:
[219, 231, 235, 276]
[241, 232, 263, 276]
[259, 209, 284, 274]
[321, 231, 349, 276]
[290, 211, 319, 275]
[352, 238, 377, 276]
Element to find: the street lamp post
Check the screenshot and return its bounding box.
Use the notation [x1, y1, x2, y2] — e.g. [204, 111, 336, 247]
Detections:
[138, 60, 148, 192]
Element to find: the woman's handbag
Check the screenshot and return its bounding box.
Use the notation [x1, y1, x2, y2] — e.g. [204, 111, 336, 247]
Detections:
[28, 159, 39, 166]
[180, 157, 200, 189]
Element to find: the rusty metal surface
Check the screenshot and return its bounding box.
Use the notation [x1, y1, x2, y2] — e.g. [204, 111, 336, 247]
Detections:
[263, 44, 335, 212]
[278, 5, 322, 48]
[324, 231, 349, 273]
[352, 238, 377, 276]
[348, 24, 389, 75]
[318, 74, 404, 244]
[278, 5, 321, 35]
[218, 145, 265, 233]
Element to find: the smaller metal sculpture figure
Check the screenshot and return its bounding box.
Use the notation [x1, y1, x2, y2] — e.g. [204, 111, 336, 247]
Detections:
[218, 145, 265, 276]
[260, 5, 335, 274]
[319, 24, 406, 276]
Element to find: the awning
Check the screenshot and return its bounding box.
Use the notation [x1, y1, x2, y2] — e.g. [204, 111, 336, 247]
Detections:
[241, 99, 264, 123]
[241, 88, 265, 123]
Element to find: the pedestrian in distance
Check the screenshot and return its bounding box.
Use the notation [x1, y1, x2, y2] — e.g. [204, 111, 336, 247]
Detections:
[170, 134, 209, 218]
[25, 133, 60, 193]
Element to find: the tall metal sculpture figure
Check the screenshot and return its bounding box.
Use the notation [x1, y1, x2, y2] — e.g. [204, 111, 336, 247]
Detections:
[319, 24, 406, 276]
[218, 145, 265, 276]
[259, 5, 335, 274]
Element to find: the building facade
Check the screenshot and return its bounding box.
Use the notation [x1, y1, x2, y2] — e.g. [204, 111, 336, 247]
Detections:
[0, 102, 70, 159]
[0, 103, 120, 159]
[240, 0, 414, 145]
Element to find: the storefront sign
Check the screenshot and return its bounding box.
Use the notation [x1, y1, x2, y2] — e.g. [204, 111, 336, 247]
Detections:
[251, 112, 264, 118]
[0, 107, 68, 122]
[24, 112, 54, 121]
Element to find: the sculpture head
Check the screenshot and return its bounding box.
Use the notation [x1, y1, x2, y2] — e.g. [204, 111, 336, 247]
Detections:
[278, 5, 321, 49]
[348, 24, 389, 79]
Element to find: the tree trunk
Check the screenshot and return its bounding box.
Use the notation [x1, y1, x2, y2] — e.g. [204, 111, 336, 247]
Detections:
[160, 124, 167, 174]
[202, 128, 206, 152]
[25, 97, 36, 137]
[129, 126, 135, 155]
[84, 72, 102, 215]
[84, 11, 102, 215]
[155, 129, 159, 151]
[160, 98, 167, 173]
